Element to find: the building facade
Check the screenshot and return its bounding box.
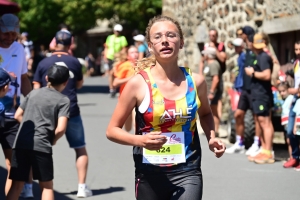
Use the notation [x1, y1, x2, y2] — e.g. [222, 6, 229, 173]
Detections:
[163, 0, 300, 120]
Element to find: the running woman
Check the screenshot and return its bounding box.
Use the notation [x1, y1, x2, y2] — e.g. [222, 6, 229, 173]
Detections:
[106, 15, 226, 200]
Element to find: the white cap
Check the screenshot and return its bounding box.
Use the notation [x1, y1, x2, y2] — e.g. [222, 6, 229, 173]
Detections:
[232, 38, 243, 47]
[133, 34, 145, 42]
[201, 47, 216, 55]
[114, 24, 123, 32]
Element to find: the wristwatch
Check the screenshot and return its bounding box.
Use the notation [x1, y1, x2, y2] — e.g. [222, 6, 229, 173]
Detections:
[252, 71, 255, 78]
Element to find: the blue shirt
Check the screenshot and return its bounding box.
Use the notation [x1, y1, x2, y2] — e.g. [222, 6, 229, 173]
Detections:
[33, 51, 83, 118]
[138, 43, 148, 57]
[234, 52, 246, 91]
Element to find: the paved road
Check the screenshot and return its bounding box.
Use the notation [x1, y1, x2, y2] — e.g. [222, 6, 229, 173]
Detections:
[0, 76, 299, 200]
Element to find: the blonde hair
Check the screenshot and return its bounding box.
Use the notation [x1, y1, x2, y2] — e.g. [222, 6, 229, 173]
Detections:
[135, 15, 184, 72]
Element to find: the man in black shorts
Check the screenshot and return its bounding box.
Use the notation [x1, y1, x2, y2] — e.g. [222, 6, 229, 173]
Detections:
[226, 26, 261, 156]
[245, 33, 274, 164]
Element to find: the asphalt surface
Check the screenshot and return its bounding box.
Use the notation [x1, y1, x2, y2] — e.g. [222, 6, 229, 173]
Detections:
[0, 75, 299, 200]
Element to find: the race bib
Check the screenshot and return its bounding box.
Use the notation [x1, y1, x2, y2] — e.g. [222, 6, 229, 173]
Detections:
[142, 132, 186, 164]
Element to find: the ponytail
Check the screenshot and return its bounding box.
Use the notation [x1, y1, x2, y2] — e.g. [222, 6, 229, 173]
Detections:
[135, 54, 156, 73]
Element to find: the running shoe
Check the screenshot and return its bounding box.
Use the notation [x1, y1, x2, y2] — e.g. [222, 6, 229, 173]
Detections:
[77, 185, 93, 198]
[225, 142, 245, 154]
[245, 143, 260, 156]
[283, 158, 299, 168]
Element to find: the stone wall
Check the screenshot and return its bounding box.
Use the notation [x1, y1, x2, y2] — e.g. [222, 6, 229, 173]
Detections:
[162, 0, 300, 121]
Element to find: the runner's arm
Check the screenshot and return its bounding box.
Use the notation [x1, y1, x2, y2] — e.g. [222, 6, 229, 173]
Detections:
[193, 73, 216, 141]
[21, 73, 32, 96]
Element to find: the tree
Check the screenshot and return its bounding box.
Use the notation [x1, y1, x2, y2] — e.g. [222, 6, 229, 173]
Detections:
[12, 0, 161, 45]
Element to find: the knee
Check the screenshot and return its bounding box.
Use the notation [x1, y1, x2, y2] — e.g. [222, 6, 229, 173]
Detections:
[234, 111, 243, 122]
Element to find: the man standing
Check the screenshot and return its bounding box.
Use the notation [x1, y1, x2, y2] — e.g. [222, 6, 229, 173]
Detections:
[199, 28, 227, 135]
[33, 30, 93, 197]
[0, 14, 32, 196]
[245, 33, 275, 164]
[282, 41, 300, 169]
[226, 27, 261, 156]
[104, 24, 128, 97]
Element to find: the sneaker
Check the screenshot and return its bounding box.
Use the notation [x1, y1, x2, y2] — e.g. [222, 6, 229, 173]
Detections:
[283, 158, 299, 168]
[254, 153, 275, 164]
[245, 143, 260, 156]
[110, 90, 116, 98]
[225, 142, 245, 154]
[77, 186, 93, 198]
[294, 163, 300, 171]
[20, 184, 34, 199]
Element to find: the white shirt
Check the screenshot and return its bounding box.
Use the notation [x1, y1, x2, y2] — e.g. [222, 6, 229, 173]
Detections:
[0, 41, 27, 118]
[294, 60, 300, 89]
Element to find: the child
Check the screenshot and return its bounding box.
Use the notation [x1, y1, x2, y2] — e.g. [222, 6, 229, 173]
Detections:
[113, 46, 138, 132]
[6, 64, 71, 200]
[0, 68, 11, 128]
[278, 82, 294, 161]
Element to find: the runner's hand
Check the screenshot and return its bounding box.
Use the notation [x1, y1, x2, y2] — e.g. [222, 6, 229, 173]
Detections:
[209, 138, 226, 158]
[141, 132, 167, 151]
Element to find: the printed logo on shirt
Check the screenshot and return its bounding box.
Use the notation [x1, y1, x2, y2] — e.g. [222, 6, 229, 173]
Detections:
[259, 105, 264, 111]
[253, 60, 257, 65]
[0, 55, 3, 65]
[160, 106, 193, 123]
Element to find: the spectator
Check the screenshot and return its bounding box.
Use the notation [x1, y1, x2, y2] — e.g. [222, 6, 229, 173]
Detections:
[49, 23, 76, 55]
[283, 40, 300, 169]
[21, 32, 33, 62]
[103, 24, 128, 97]
[201, 47, 222, 135]
[0, 13, 33, 197]
[113, 46, 138, 132]
[133, 34, 148, 60]
[199, 28, 227, 130]
[33, 30, 92, 197]
[245, 33, 275, 164]
[84, 52, 95, 76]
[277, 81, 293, 161]
[6, 64, 70, 200]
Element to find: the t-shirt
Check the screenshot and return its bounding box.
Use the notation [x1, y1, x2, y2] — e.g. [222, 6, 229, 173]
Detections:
[203, 60, 221, 95]
[105, 35, 128, 60]
[251, 51, 273, 100]
[293, 60, 300, 89]
[138, 43, 148, 57]
[13, 87, 70, 153]
[114, 61, 135, 94]
[281, 95, 294, 125]
[243, 49, 256, 90]
[0, 41, 28, 118]
[33, 51, 83, 117]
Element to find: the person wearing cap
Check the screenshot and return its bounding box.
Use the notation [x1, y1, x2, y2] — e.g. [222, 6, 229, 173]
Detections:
[201, 46, 222, 135]
[226, 25, 263, 157]
[6, 64, 70, 200]
[0, 13, 33, 196]
[104, 24, 128, 98]
[33, 30, 93, 197]
[133, 34, 148, 60]
[0, 68, 11, 128]
[49, 23, 76, 56]
[244, 32, 275, 164]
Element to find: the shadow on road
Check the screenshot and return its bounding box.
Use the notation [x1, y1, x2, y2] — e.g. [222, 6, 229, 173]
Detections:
[78, 85, 109, 94]
[61, 186, 125, 196]
[0, 166, 73, 200]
